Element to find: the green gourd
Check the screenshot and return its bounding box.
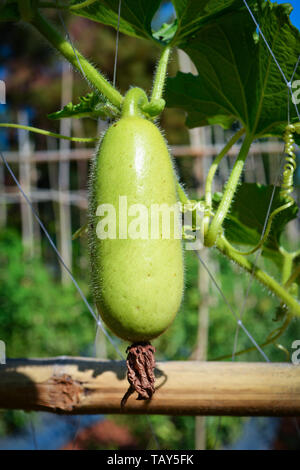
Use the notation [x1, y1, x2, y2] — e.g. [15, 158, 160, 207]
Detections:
[88, 88, 184, 343]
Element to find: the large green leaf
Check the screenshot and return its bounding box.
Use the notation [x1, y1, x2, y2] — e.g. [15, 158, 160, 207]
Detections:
[69, 0, 162, 41]
[166, 1, 300, 137]
[170, 0, 247, 46]
[213, 183, 299, 263]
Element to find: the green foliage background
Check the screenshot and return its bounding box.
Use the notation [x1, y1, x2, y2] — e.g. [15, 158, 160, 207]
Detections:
[0, 0, 300, 450]
[1, 228, 299, 448]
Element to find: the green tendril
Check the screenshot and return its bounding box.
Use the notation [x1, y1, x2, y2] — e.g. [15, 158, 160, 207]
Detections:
[222, 123, 299, 257]
[0, 123, 98, 143]
[69, 0, 99, 10]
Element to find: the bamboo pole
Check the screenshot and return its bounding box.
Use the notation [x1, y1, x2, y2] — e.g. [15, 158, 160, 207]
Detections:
[0, 358, 299, 416]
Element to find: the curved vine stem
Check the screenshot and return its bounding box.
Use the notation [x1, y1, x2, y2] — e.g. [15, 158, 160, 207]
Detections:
[205, 132, 253, 247]
[0, 123, 98, 142]
[31, 10, 124, 109]
[216, 234, 300, 317]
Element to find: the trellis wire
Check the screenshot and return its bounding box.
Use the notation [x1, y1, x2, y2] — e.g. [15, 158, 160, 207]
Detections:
[113, 0, 122, 88]
[238, 0, 300, 445]
[230, 0, 300, 360]
[0, 151, 123, 360]
[194, 251, 270, 362]
[231, 159, 284, 360]
[243, 0, 300, 120]
[3, 0, 298, 449]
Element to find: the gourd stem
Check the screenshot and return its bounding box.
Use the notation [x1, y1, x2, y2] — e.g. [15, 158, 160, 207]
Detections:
[122, 88, 149, 118]
[141, 46, 171, 118]
[151, 46, 171, 103]
[205, 132, 253, 247]
[217, 235, 300, 317]
[31, 10, 124, 109]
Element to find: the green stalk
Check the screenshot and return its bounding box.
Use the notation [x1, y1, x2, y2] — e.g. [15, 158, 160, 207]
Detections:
[31, 10, 124, 109]
[142, 46, 171, 118]
[121, 88, 148, 118]
[0, 123, 98, 142]
[217, 235, 300, 317]
[205, 132, 253, 247]
[151, 46, 171, 103]
[70, 0, 98, 10]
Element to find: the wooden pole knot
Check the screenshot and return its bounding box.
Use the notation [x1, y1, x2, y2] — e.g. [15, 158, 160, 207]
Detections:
[48, 373, 82, 412]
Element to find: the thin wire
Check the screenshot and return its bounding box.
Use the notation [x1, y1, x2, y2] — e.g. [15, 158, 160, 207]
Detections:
[291, 54, 300, 83]
[54, 0, 89, 83]
[230, 0, 300, 361]
[113, 0, 122, 88]
[194, 250, 270, 362]
[243, 0, 288, 86]
[231, 158, 284, 360]
[243, 0, 300, 121]
[288, 88, 291, 125]
[0, 151, 123, 360]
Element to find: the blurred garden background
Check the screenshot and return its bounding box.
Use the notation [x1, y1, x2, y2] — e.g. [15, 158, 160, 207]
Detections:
[0, 1, 300, 450]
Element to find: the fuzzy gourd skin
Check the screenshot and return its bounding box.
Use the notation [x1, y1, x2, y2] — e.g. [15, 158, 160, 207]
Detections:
[89, 99, 184, 342]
